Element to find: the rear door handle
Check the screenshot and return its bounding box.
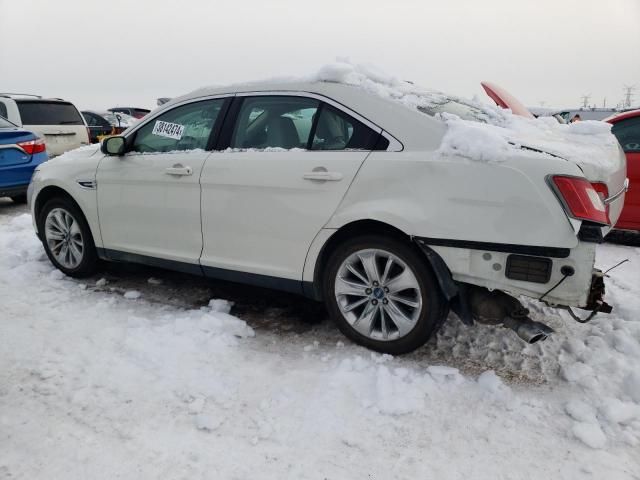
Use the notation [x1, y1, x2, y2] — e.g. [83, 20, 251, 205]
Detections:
[165, 164, 193, 176]
[303, 171, 343, 181]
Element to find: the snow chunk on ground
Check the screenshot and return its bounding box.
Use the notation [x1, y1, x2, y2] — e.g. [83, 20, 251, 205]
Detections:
[123, 290, 141, 300]
[207, 298, 233, 314]
[565, 400, 598, 423]
[572, 422, 607, 449]
[477, 370, 510, 395]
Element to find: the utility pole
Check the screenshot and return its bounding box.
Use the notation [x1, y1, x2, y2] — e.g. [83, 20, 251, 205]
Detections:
[580, 94, 591, 108]
[622, 85, 636, 108]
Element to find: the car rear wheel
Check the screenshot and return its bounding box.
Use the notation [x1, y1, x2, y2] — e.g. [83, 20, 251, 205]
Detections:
[38, 197, 98, 277]
[323, 235, 448, 354]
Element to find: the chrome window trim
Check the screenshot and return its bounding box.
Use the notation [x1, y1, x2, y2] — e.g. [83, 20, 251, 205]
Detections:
[235, 90, 382, 135]
[124, 90, 406, 152]
[381, 131, 403, 152]
[235, 90, 405, 152]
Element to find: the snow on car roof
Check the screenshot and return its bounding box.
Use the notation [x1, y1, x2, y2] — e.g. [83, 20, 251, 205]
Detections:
[173, 61, 620, 172]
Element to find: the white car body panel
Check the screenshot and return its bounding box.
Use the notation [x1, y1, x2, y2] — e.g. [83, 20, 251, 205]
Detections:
[28, 80, 628, 311]
[96, 150, 209, 265]
[200, 150, 369, 280]
[29, 145, 103, 247]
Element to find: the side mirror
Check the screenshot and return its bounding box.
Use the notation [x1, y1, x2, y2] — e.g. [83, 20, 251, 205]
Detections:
[101, 136, 126, 156]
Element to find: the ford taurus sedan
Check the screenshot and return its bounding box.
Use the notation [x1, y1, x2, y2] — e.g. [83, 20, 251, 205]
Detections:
[27, 76, 628, 354]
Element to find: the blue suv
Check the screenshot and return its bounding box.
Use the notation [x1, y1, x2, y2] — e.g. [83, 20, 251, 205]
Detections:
[0, 115, 48, 203]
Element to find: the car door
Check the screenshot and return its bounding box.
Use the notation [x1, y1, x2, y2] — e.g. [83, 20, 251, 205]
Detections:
[611, 116, 640, 230]
[200, 93, 384, 290]
[96, 97, 229, 269]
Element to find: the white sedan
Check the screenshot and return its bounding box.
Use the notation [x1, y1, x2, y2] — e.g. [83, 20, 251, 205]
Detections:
[28, 72, 628, 354]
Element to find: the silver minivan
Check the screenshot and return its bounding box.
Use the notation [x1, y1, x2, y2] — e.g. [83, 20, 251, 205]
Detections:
[0, 94, 89, 157]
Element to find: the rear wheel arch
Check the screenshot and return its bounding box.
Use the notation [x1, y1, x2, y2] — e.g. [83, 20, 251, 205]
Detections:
[310, 219, 454, 301]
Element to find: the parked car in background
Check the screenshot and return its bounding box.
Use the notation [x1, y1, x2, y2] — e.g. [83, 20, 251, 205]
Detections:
[108, 107, 150, 119]
[551, 108, 623, 123]
[606, 109, 640, 232]
[0, 115, 47, 203]
[0, 94, 89, 157]
[29, 77, 627, 354]
[82, 111, 138, 143]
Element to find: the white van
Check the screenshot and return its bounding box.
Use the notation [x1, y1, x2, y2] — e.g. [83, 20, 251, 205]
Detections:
[0, 94, 89, 157]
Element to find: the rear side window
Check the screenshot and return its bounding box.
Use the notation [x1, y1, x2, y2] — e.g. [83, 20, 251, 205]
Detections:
[311, 105, 380, 151]
[230, 96, 319, 149]
[17, 101, 84, 126]
[611, 117, 640, 153]
[0, 102, 7, 119]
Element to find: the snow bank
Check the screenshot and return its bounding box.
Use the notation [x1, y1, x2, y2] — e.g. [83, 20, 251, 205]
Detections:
[1, 213, 639, 478]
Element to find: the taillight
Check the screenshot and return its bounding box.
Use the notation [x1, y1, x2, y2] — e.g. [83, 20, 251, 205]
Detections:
[17, 138, 46, 155]
[550, 175, 610, 225]
[591, 182, 609, 203]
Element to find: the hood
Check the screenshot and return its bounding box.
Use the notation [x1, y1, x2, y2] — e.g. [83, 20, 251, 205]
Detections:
[45, 143, 102, 167]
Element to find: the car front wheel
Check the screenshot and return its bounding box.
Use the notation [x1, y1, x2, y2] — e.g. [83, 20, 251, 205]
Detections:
[323, 235, 448, 355]
[38, 197, 98, 277]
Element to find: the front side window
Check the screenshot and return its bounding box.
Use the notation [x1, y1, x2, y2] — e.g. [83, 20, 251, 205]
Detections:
[131, 99, 225, 153]
[230, 96, 319, 149]
[311, 105, 379, 151]
[611, 117, 640, 153]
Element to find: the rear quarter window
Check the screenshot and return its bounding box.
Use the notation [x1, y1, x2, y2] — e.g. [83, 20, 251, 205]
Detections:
[611, 117, 640, 153]
[0, 102, 7, 119]
[17, 101, 84, 126]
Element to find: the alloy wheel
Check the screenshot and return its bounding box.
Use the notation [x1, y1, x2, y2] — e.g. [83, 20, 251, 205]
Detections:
[334, 248, 423, 341]
[44, 208, 85, 269]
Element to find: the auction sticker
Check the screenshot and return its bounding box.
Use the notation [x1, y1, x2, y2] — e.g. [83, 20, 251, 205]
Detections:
[152, 120, 184, 140]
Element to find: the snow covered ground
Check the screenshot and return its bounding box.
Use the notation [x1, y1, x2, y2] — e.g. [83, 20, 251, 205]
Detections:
[1, 205, 639, 479]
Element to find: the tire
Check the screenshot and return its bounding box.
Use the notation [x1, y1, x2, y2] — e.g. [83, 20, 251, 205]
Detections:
[10, 194, 27, 204]
[323, 235, 448, 355]
[37, 196, 98, 277]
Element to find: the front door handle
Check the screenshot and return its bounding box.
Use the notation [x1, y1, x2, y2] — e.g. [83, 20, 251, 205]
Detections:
[165, 164, 193, 176]
[303, 171, 343, 182]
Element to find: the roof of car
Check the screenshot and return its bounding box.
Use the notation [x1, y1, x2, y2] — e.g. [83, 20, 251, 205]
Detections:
[158, 80, 446, 151]
[605, 109, 640, 124]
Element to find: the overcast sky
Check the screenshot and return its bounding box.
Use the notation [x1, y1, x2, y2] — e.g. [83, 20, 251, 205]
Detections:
[1, 0, 639, 112]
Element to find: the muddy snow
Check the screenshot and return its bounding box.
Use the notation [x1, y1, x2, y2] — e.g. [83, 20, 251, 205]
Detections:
[1, 209, 639, 479]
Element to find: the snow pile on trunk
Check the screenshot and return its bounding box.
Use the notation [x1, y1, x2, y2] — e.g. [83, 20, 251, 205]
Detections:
[1, 213, 639, 478]
[310, 60, 619, 169]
